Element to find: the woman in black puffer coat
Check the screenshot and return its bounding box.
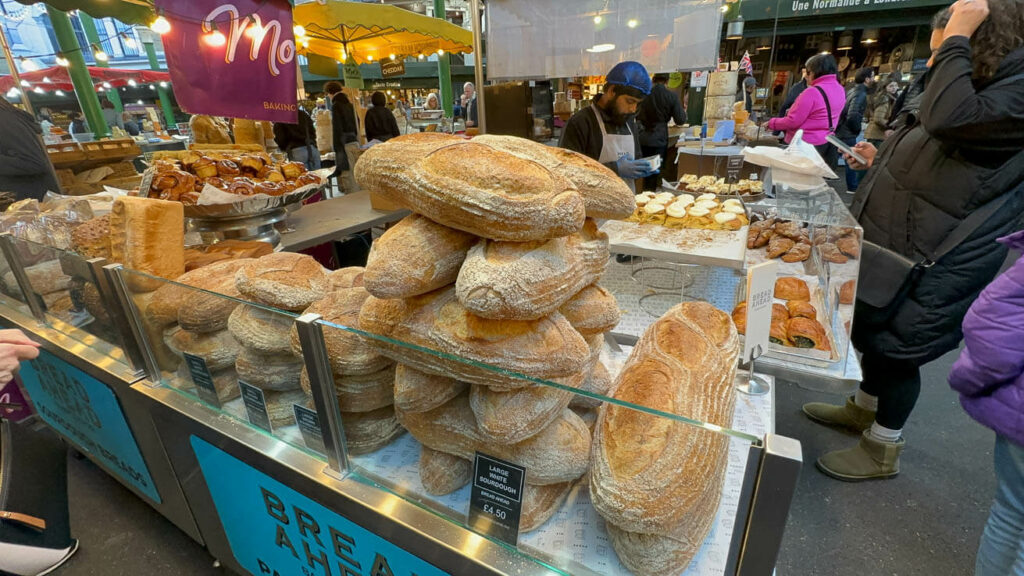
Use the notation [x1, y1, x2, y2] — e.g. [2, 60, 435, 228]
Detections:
[804, 0, 1024, 481]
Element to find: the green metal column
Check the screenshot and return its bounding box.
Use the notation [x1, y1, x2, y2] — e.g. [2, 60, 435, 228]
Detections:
[142, 40, 176, 129]
[78, 12, 123, 117]
[47, 6, 107, 137]
[433, 0, 453, 117]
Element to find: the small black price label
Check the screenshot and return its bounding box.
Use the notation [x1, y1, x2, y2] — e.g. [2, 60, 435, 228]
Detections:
[292, 404, 326, 456]
[183, 353, 221, 408]
[468, 452, 525, 547]
[238, 381, 272, 433]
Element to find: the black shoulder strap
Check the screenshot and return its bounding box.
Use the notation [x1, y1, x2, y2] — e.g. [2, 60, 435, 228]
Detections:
[926, 193, 1012, 263]
[814, 86, 833, 132]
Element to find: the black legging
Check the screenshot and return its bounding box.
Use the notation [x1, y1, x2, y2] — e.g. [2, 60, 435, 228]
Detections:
[858, 351, 922, 430]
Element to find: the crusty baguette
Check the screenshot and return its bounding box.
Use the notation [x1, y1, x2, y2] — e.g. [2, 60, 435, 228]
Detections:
[521, 482, 573, 533]
[469, 370, 584, 444]
[228, 304, 295, 356]
[473, 134, 635, 220]
[560, 284, 621, 337]
[570, 359, 612, 410]
[590, 302, 737, 547]
[235, 252, 328, 311]
[299, 364, 395, 413]
[364, 214, 477, 299]
[456, 219, 609, 321]
[393, 364, 467, 413]
[162, 326, 242, 372]
[397, 394, 590, 485]
[110, 197, 184, 292]
[147, 259, 252, 329]
[343, 405, 404, 455]
[288, 287, 393, 376]
[235, 348, 302, 391]
[354, 134, 585, 242]
[358, 286, 589, 390]
[419, 446, 472, 496]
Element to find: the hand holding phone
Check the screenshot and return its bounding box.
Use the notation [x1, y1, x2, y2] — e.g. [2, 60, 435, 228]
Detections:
[826, 135, 869, 167]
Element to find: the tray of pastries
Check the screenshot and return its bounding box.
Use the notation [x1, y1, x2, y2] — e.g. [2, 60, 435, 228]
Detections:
[677, 174, 765, 200]
[747, 216, 860, 264]
[626, 190, 750, 231]
[732, 276, 839, 363]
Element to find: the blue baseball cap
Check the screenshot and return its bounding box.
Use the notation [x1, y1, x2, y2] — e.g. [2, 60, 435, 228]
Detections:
[606, 61, 652, 96]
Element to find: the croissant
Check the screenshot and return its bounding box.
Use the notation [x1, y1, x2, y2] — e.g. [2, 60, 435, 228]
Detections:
[775, 221, 804, 240]
[770, 321, 789, 345]
[839, 280, 856, 305]
[193, 156, 218, 179]
[787, 317, 830, 351]
[281, 161, 307, 180]
[772, 303, 790, 323]
[732, 302, 747, 334]
[767, 235, 794, 258]
[782, 242, 811, 263]
[787, 300, 817, 319]
[837, 236, 860, 259]
[818, 243, 848, 264]
[774, 277, 810, 301]
[294, 172, 321, 188]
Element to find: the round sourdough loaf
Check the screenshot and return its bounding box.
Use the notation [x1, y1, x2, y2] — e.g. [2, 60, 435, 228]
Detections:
[393, 364, 467, 414]
[264, 390, 309, 427]
[298, 364, 395, 413]
[559, 284, 621, 337]
[178, 274, 244, 333]
[234, 252, 328, 311]
[147, 258, 253, 328]
[469, 370, 584, 444]
[521, 482, 573, 533]
[163, 326, 241, 372]
[342, 406, 404, 455]
[569, 359, 612, 410]
[228, 304, 295, 355]
[327, 266, 365, 291]
[288, 287, 393, 376]
[419, 446, 472, 496]
[235, 348, 302, 391]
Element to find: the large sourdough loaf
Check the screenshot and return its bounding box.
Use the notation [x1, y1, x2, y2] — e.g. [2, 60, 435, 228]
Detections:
[560, 284, 621, 337]
[363, 214, 477, 299]
[354, 134, 585, 242]
[521, 482, 574, 533]
[299, 364, 395, 413]
[177, 274, 244, 333]
[469, 371, 584, 444]
[228, 304, 295, 355]
[342, 405, 404, 455]
[590, 301, 738, 569]
[419, 446, 472, 496]
[172, 363, 240, 403]
[397, 394, 590, 485]
[146, 259, 252, 328]
[358, 286, 589, 390]
[327, 266, 365, 291]
[265, 390, 308, 428]
[288, 287, 392, 376]
[473, 134, 635, 220]
[162, 326, 242, 372]
[110, 197, 184, 292]
[132, 292, 180, 372]
[393, 364, 467, 414]
[2, 260, 69, 296]
[235, 348, 302, 391]
[456, 219, 609, 321]
[569, 360, 613, 410]
[235, 252, 328, 311]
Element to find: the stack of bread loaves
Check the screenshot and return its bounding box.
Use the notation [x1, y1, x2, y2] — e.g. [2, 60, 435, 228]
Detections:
[355, 133, 633, 533]
[590, 301, 739, 575]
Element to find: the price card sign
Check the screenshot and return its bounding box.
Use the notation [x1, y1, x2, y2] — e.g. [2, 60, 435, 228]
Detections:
[468, 452, 525, 546]
[743, 260, 779, 363]
[183, 353, 221, 408]
[292, 403, 326, 456]
[238, 381, 273, 433]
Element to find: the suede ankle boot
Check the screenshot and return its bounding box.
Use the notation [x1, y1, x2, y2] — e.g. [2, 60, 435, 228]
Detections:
[816, 430, 905, 482]
[802, 396, 876, 433]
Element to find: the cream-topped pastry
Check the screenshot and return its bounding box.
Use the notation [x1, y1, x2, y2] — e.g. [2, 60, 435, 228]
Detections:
[722, 198, 742, 206]
[677, 193, 695, 204]
[694, 199, 719, 211]
[697, 193, 717, 201]
[655, 192, 676, 204]
[723, 203, 746, 214]
[714, 212, 738, 224]
[688, 206, 711, 218]
[636, 191, 655, 204]
[644, 202, 666, 215]
[666, 202, 689, 219]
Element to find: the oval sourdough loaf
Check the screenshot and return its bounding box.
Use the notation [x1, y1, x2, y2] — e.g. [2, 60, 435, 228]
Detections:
[177, 274, 244, 333]
[288, 287, 393, 376]
[559, 284, 621, 337]
[235, 348, 302, 391]
[235, 252, 328, 311]
[521, 482, 574, 533]
[299, 364, 395, 413]
[569, 360, 613, 410]
[469, 370, 584, 444]
[228, 304, 295, 355]
[265, 390, 309, 427]
[342, 405, 404, 455]
[147, 259, 253, 328]
[132, 291, 181, 372]
[473, 134, 635, 220]
[358, 286, 589, 390]
[590, 301, 738, 573]
[419, 446, 472, 496]
[354, 134, 586, 242]
[162, 326, 242, 372]
[364, 214, 477, 299]
[396, 394, 591, 485]
[327, 266, 365, 291]
[456, 219, 609, 321]
[393, 364, 468, 414]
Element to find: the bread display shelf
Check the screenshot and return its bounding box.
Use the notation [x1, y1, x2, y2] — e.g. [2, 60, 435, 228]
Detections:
[601, 219, 747, 269]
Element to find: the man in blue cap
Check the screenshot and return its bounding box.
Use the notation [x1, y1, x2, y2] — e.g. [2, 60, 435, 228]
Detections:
[560, 61, 657, 194]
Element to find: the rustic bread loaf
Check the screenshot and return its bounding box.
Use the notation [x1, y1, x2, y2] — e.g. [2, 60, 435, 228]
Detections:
[570, 359, 612, 410]
[364, 214, 476, 299]
[419, 446, 472, 496]
[560, 284, 621, 337]
[393, 364, 467, 414]
[469, 371, 584, 444]
[456, 219, 609, 321]
[71, 215, 112, 260]
[132, 291, 181, 372]
[473, 134, 635, 220]
[359, 286, 589, 390]
[173, 363, 240, 403]
[327, 266, 365, 291]
[163, 326, 242, 372]
[235, 252, 328, 311]
[572, 406, 598, 433]
[521, 482, 573, 533]
[147, 259, 252, 329]
[605, 524, 706, 576]
[342, 405, 404, 455]
[204, 239, 274, 260]
[110, 197, 184, 292]
[235, 348, 302, 391]
[265, 390, 309, 428]
[397, 394, 591, 485]
[590, 301, 737, 549]
[2, 259, 69, 296]
[299, 364, 395, 413]
[288, 287, 393, 376]
[228, 304, 295, 356]
[82, 282, 109, 326]
[354, 134, 586, 242]
[178, 274, 243, 333]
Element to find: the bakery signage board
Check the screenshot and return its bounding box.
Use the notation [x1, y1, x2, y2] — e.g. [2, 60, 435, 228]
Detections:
[743, 260, 779, 363]
[183, 353, 221, 409]
[238, 380, 273, 433]
[189, 436, 450, 576]
[468, 452, 525, 546]
[380, 59, 406, 79]
[292, 403, 326, 456]
[18, 349, 161, 503]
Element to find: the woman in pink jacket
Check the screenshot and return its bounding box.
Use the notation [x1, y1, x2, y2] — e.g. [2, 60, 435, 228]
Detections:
[765, 53, 846, 166]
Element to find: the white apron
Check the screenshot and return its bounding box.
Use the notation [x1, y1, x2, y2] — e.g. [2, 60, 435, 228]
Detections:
[591, 105, 637, 193]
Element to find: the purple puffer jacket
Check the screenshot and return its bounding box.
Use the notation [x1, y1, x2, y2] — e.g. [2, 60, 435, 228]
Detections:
[949, 229, 1024, 446]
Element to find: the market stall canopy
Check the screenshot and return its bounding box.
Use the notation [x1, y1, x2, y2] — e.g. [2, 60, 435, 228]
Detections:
[0, 65, 170, 92]
[11, 0, 154, 26]
[293, 1, 473, 65]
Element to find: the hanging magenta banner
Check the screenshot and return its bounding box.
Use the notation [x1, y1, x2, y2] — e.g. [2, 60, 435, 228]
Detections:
[155, 0, 298, 123]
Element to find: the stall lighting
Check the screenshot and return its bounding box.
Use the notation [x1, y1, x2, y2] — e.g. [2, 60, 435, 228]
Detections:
[33, 86, 44, 94]
[55, 52, 69, 67]
[389, 53, 396, 60]
[367, 54, 374, 61]
[55, 90, 64, 96]
[301, 39, 309, 49]
[122, 32, 138, 50]
[159, 81, 168, 88]
[293, 25, 305, 37]
[149, 85, 156, 90]
[6, 88, 20, 97]
[150, 12, 171, 35]
[437, 48, 444, 55]
[837, 30, 855, 50]
[819, 39, 833, 54]
[102, 81, 112, 89]
[726, 16, 744, 40]
[204, 21, 227, 47]
[756, 37, 772, 51]
[593, 15, 603, 24]
[720, 5, 730, 13]
[137, 100, 144, 105]
[339, 50, 347, 62]
[19, 57, 39, 72]
[42, 76, 50, 83]
[128, 79, 137, 87]
[97, 86, 105, 92]
[862, 28, 879, 44]
[92, 44, 108, 62]
[418, 53, 425, 60]
[19, 80, 29, 87]
[627, 18, 639, 28]
[586, 43, 616, 53]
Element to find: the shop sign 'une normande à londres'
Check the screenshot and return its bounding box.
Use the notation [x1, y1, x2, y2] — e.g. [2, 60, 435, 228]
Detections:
[744, 0, 950, 19]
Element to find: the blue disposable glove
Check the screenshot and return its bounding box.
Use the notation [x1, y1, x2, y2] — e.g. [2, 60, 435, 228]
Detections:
[616, 156, 656, 179]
